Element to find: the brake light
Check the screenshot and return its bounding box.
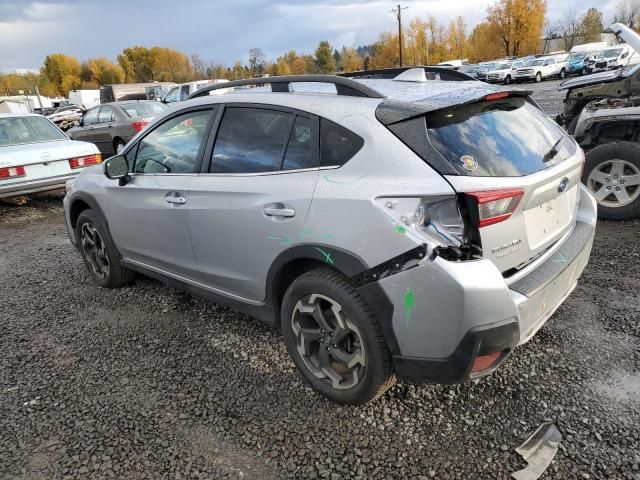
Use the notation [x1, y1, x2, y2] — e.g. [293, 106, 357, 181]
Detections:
[467, 189, 524, 228]
[484, 92, 510, 101]
[69, 154, 102, 169]
[131, 121, 148, 132]
[0, 165, 26, 180]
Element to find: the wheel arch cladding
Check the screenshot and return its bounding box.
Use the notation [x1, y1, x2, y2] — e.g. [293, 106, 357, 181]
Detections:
[265, 244, 401, 355]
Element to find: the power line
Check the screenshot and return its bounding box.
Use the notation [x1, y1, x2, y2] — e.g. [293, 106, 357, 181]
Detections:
[390, 4, 409, 67]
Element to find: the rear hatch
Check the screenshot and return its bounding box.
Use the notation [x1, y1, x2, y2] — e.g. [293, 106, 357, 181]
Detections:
[380, 93, 584, 273]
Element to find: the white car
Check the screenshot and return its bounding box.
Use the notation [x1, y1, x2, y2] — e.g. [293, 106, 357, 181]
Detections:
[0, 113, 100, 199]
[486, 61, 525, 84]
[515, 57, 566, 82]
[591, 45, 640, 72]
[162, 79, 230, 104]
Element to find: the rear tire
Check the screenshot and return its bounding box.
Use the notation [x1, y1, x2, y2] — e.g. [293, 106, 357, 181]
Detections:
[583, 142, 640, 220]
[114, 139, 126, 154]
[535, 72, 542, 82]
[281, 267, 395, 405]
[559, 68, 566, 79]
[76, 209, 135, 287]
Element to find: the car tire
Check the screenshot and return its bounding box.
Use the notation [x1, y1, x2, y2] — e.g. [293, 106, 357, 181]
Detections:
[504, 75, 512, 85]
[76, 209, 135, 287]
[281, 267, 395, 405]
[535, 72, 542, 82]
[580, 67, 586, 75]
[114, 139, 126, 154]
[559, 68, 566, 79]
[583, 142, 640, 220]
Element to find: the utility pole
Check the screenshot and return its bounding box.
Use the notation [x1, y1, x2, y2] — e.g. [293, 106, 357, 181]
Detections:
[391, 4, 408, 66]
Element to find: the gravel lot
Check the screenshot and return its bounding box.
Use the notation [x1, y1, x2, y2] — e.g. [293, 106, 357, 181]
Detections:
[1, 80, 639, 480]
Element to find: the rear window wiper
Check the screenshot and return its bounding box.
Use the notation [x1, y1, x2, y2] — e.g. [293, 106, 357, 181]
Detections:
[543, 137, 563, 162]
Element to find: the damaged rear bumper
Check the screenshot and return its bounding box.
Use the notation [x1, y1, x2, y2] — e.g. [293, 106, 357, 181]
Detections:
[379, 185, 597, 384]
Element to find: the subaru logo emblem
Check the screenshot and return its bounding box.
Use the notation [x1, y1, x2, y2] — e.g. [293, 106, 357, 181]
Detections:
[558, 177, 569, 193]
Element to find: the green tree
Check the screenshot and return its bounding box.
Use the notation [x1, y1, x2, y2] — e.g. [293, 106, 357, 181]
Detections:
[40, 53, 81, 96]
[315, 40, 336, 73]
[248, 48, 266, 76]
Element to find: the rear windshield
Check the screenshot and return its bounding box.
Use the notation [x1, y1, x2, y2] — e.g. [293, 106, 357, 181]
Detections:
[0, 116, 66, 147]
[424, 97, 575, 176]
[120, 102, 168, 118]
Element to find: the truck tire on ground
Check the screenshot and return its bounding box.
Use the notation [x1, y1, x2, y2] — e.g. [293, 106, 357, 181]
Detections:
[583, 142, 640, 220]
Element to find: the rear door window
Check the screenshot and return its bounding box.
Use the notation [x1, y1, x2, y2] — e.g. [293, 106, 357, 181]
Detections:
[211, 107, 294, 173]
[424, 97, 575, 176]
[98, 106, 114, 123]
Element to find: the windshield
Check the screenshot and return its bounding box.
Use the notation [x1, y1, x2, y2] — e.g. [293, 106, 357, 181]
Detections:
[0, 116, 66, 147]
[567, 53, 586, 62]
[526, 60, 544, 66]
[424, 97, 575, 177]
[479, 64, 495, 71]
[120, 102, 168, 118]
[494, 63, 511, 70]
[602, 48, 623, 58]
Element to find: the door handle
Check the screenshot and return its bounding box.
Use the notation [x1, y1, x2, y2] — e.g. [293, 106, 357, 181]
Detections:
[264, 207, 295, 218]
[165, 194, 186, 205]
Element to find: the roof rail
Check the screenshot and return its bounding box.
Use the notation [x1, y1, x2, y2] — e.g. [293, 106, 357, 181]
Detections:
[187, 75, 385, 99]
[338, 66, 475, 82]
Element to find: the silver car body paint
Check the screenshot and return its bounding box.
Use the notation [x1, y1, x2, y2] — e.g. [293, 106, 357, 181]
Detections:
[64, 77, 598, 374]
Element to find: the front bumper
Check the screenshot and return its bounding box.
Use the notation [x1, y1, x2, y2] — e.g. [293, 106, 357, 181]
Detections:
[0, 173, 78, 199]
[379, 185, 597, 384]
[515, 73, 536, 81]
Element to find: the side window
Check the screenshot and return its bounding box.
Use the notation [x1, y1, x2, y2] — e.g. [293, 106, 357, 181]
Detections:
[164, 87, 179, 103]
[98, 106, 114, 123]
[180, 85, 190, 100]
[320, 118, 364, 167]
[83, 108, 99, 126]
[133, 109, 212, 174]
[282, 116, 314, 170]
[211, 108, 293, 173]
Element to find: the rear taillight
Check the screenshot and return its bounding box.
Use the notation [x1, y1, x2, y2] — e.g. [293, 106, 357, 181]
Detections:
[131, 121, 148, 132]
[0, 165, 26, 180]
[467, 189, 524, 228]
[69, 154, 102, 169]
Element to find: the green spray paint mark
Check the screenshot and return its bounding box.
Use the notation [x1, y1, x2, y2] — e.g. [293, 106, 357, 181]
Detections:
[266, 234, 293, 246]
[554, 253, 567, 264]
[404, 289, 416, 325]
[394, 224, 407, 234]
[324, 173, 367, 184]
[314, 247, 335, 265]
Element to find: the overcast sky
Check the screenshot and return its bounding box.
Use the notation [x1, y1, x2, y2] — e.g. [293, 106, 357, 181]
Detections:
[0, 0, 619, 72]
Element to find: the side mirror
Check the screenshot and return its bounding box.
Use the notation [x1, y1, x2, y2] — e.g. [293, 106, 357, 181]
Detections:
[104, 155, 130, 185]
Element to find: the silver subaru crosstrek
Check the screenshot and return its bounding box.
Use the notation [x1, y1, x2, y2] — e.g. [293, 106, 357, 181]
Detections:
[64, 70, 597, 405]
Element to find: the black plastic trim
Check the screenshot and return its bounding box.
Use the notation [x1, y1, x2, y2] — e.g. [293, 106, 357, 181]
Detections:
[187, 75, 385, 99]
[394, 320, 520, 383]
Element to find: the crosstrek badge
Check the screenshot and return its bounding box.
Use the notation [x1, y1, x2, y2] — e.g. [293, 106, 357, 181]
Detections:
[460, 155, 478, 171]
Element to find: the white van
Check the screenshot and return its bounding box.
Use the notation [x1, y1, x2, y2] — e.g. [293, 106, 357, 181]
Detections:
[162, 79, 230, 104]
[68, 90, 100, 110]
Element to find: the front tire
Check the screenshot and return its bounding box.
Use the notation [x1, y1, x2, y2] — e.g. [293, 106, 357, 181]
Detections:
[559, 68, 566, 79]
[583, 142, 640, 220]
[76, 209, 135, 287]
[535, 72, 542, 82]
[281, 267, 395, 405]
[504, 75, 512, 85]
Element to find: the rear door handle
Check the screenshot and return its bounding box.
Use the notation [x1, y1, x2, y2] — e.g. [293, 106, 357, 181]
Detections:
[264, 207, 295, 218]
[165, 193, 186, 205]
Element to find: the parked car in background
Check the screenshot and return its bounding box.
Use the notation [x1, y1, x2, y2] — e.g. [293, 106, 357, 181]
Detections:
[486, 61, 524, 84]
[0, 113, 100, 200]
[162, 80, 231, 104]
[67, 101, 168, 156]
[475, 63, 496, 81]
[64, 71, 595, 405]
[591, 45, 639, 72]
[566, 51, 600, 75]
[515, 57, 565, 82]
[458, 64, 480, 78]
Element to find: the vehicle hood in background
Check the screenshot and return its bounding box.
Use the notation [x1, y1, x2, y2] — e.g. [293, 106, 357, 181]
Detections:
[0, 139, 97, 167]
[558, 70, 621, 90]
[610, 22, 640, 53]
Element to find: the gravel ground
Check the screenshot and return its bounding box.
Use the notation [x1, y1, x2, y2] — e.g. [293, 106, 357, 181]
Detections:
[1, 82, 639, 480]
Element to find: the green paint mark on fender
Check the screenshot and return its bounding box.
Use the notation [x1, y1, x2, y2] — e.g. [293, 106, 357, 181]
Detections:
[324, 173, 367, 184]
[314, 247, 335, 265]
[553, 253, 567, 264]
[404, 289, 416, 325]
[394, 224, 407, 234]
